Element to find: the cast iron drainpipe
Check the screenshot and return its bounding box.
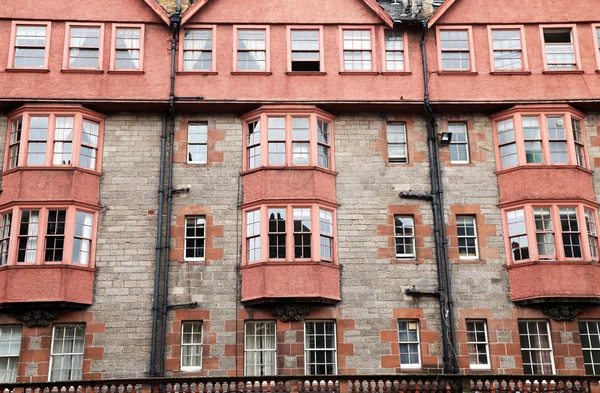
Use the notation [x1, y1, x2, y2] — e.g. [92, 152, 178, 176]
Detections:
[158, 7, 182, 378]
[419, 19, 458, 373]
[150, 116, 167, 377]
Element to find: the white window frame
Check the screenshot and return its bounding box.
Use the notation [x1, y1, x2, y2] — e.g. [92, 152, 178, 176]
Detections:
[49, 324, 85, 382]
[394, 215, 416, 259]
[466, 320, 490, 370]
[184, 216, 206, 262]
[340, 28, 375, 72]
[518, 320, 556, 375]
[457, 215, 479, 260]
[187, 122, 208, 164]
[398, 320, 421, 369]
[244, 321, 277, 376]
[579, 320, 600, 375]
[304, 321, 337, 375]
[448, 122, 470, 164]
[180, 321, 203, 371]
[386, 123, 408, 164]
[0, 326, 22, 383]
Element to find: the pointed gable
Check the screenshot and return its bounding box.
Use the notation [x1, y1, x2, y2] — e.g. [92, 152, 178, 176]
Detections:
[181, 0, 393, 26]
[2, 0, 170, 24]
[429, 0, 597, 27]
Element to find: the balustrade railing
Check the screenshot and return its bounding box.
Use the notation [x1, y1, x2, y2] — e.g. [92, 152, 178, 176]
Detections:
[0, 375, 596, 393]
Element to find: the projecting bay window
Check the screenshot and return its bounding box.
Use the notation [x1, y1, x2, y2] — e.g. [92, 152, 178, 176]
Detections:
[0, 206, 97, 266]
[5, 109, 105, 171]
[504, 204, 600, 264]
[243, 110, 335, 171]
[244, 321, 276, 376]
[289, 28, 322, 72]
[244, 205, 336, 264]
[493, 109, 588, 170]
[541, 26, 580, 71]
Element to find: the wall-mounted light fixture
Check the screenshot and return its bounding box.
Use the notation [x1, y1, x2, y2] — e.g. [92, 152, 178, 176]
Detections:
[438, 132, 452, 145]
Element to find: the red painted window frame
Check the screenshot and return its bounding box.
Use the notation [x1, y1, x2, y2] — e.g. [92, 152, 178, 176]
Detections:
[380, 28, 410, 74]
[109, 23, 145, 72]
[62, 22, 105, 72]
[7, 21, 52, 71]
[241, 106, 336, 172]
[436, 25, 476, 73]
[491, 105, 589, 171]
[4, 105, 106, 172]
[502, 202, 600, 264]
[487, 25, 529, 73]
[338, 26, 378, 74]
[286, 26, 325, 74]
[232, 25, 271, 74]
[241, 203, 338, 266]
[592, 24, 600, 72]
[539, 24, 582, 72]
[0, 204, 99, 268]
[178, 24, 217, 74]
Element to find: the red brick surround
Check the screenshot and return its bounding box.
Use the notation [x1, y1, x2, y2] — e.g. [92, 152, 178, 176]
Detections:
[169, 205, 224, 264]
[378, 205, 433, 264]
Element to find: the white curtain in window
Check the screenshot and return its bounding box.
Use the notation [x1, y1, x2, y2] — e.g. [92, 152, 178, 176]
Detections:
[25, 212, 39, 262]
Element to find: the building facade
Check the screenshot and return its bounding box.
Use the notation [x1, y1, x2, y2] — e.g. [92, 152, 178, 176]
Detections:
[0, 0, 599, 387]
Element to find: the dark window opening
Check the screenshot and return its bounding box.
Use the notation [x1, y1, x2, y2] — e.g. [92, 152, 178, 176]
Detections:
[543, 29, 572, 43]
[291, 61, 320, 72]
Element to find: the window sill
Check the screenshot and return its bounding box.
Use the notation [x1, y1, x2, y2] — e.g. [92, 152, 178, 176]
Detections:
[107, 70, 145, 74]
[241, 165, 338, 177]
[2, 165, 102, 177]
[231, 71, 272, 75]
[242, 260, 340, 268]
[61, 68, 104, 74]
[436, 71, 478, 76]
[177, 71, 218, 75]
[380, 71, 411, 75]
[0, 263, 95, 272]
[5, 67, 50, 73]
[542, 69, 584, 75]
[455, 258, 486, 264]
[391, 258, 421, 265]
[286, 71, 326, 76]
[505, 260, 600, 269]
[179, 367, 203, 372]
[494, 164, 592, 176]
[187, 161, 208, 165]
[490, 70, 531, 75]
[339, 71, 379, 75]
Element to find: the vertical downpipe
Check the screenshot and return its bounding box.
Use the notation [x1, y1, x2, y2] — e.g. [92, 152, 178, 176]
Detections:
[158, 5, 181, 377]
[420, 20, 457, 373]
[150, 116, 167, 377]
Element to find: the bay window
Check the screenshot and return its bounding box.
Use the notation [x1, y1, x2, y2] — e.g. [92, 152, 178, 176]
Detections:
[0, 206, 97, 267]
[5, 107, 105, 171]
[493, 107, 588, 170]
[504, 203, 599, 263]
[244, 204, 336, 264]
[243, 108, 335, 171]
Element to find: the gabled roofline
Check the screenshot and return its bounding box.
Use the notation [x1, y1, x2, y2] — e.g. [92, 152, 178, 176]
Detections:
[142, 0, 171, 25]
[181, 0, 394, 27]
[427, 0, 457, 28]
